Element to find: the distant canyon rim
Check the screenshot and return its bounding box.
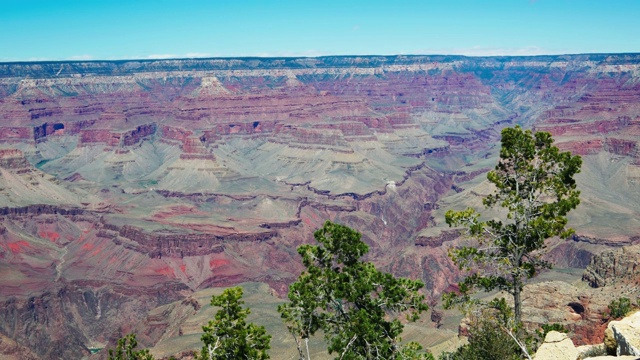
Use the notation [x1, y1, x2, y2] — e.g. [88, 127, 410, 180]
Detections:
[1, 54, 640, 358]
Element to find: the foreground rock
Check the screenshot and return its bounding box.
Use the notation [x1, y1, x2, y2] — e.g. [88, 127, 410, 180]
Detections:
[608, 311, 640, 356]
[532, 311, 640, 360]
[532, 332, 640, 360]
[534, 331, 579, 360]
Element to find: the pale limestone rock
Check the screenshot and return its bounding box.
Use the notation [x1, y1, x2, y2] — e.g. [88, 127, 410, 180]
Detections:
[582, 356, 640, 360]
[608, 311, 640, 356]
[533, 330, 579, 360]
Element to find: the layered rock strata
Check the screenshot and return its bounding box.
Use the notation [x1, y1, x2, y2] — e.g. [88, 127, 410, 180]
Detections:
[0, 54, 639, 358]
[583, 245, 640, 288]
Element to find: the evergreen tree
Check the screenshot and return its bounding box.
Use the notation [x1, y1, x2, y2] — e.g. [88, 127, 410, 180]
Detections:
[108, 334, 154, 360]
[198, 287, 271, 360]
[444, 126, 582, 324]
[279, 221, 433, 360]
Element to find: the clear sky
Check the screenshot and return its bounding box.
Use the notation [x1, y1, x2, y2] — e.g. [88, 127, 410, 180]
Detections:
[1, 0, 639, 62]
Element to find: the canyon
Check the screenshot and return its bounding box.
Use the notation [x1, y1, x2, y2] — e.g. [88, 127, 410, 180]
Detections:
[0, 54, 640, 358]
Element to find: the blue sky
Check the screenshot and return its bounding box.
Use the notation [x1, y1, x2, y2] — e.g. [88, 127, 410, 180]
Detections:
[1, 0, 639, 61]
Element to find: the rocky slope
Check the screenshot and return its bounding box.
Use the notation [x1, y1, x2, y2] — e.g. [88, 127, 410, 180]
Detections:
[583, 244, 640, 288]
[0, 54, 640, 358]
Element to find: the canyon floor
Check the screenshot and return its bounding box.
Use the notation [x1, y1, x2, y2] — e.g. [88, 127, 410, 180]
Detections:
[1, 54, 640, 359]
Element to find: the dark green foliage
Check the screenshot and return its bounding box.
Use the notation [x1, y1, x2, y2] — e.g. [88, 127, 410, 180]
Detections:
[439, 298, 534, 360]
[440, 298, 533, 360]
[580, 344, 607, 358]
[439, 318, 522, 360]
[108, 334, 154, 360]
[279, 221, 433, 360]
[197, 287, 271, 360]
[535, 323, 568, 340]
[445, 126, 582, 323]
[608, 297, 632, 319]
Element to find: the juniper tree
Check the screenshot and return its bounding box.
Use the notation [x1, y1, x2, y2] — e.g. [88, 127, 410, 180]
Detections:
[108, 334, 154, 360]
[198, 287, 271, 360]
[444, 126, 582, 324]
[278, 221, 432, 360]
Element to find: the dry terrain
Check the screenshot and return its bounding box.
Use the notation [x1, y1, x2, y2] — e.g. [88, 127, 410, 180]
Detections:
[0, 55, 639, 358]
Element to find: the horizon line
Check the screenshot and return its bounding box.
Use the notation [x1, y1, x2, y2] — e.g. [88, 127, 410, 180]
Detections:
[2, 51, 640, 65]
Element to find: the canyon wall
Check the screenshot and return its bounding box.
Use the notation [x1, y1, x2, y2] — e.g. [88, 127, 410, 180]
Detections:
[0, 54, 639, 358]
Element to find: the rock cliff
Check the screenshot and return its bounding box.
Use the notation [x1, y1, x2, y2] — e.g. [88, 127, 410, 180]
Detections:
[1, 54, 640, 358]
[583, 245, 640, 288]
[608, 311, 640, 356]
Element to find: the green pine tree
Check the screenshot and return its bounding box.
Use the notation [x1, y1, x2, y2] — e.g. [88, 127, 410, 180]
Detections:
[279, 221, 433, 360]
[197, 287, 271, 360]
[108, 334, 154, 360]
[444, 126, 582, 324]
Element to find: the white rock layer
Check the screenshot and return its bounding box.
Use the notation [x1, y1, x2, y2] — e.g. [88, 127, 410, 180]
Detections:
[608, 311, 640, 356]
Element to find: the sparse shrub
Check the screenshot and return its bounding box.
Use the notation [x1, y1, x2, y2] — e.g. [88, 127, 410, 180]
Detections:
[438, 317, 522, 360]
[578, 344, 607, 359]
[431, 309, 444, 329]
[608, 297, 632, 319]
[535, 323, 568, 340]
[108, 333, 154, 360]
[441, 297, 539, 359]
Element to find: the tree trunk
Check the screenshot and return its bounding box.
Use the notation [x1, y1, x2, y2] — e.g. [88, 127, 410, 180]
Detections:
[514, 283, 522, 324]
